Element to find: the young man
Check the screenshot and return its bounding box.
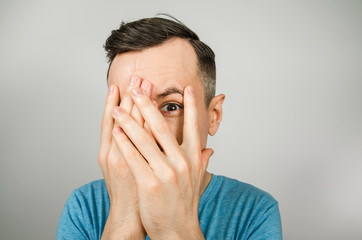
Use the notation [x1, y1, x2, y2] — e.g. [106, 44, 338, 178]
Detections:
[56, 16, 282, 240]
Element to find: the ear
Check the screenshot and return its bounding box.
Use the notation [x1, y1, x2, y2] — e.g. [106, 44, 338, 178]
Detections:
[208, 94, 225, 136]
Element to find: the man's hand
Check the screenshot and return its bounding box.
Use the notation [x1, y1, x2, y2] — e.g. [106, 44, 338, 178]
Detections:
[111, 85, 213, 239]
[98, 76, 151, 240]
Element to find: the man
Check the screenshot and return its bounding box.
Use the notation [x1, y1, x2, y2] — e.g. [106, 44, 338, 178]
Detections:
[56, 16, 282, 239]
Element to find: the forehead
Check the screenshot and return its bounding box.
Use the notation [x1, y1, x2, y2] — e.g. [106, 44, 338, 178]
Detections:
[108, 38, 202, 98]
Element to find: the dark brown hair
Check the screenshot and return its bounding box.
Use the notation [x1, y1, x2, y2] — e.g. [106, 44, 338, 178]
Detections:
[104, 15, 216, 106]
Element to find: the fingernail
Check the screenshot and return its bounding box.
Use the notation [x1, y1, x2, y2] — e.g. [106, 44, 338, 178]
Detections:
[187, 86, 195, 96]
[141, 80, 150, 93]
[108, 85, 114, 94]
[112, 107, 123, 117]
[130, 76, 138, 86]
[132, 87, 143, 97]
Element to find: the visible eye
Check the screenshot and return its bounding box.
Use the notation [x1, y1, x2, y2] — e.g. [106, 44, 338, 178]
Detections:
[160, 102, 183, 116]
[161, 103, 182, 112]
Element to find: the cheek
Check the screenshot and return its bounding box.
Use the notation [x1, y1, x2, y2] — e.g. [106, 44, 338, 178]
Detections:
[165, 117, 184, 145]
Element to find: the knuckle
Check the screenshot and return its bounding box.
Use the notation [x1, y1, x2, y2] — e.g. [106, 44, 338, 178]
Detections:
[127, 148, 139, 160]
[177, 159, 191, 175]
[138, 134, 150, 145]
[157, 121, 170, 134]
[106, 153, 125, 170]
[98, 148, 108, 167]
[116, 113, 129, 125]
[97, 155, 104, 167]
[161, 168, 177, 183]
[105, 154, 114, 169]
[144, 178, 159, 191]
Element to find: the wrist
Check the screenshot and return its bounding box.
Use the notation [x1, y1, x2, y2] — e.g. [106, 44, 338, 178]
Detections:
[102, 223, 146, 240]
[102, 208, 145, 240]
[151, 224, 204, 240]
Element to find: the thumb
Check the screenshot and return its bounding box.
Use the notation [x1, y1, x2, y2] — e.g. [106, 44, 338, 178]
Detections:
[201, 148, 214, 171]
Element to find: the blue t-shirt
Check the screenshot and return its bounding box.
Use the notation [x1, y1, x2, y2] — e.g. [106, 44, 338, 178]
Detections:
[56, 174, 282, 239]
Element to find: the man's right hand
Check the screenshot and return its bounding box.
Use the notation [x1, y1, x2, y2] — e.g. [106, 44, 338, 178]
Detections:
[98, 76, 151, 240]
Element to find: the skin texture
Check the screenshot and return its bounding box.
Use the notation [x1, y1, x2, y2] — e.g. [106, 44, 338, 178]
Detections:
[99, 38, 225, 239]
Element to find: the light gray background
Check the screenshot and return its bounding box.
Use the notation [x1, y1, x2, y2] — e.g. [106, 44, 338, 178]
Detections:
[1, 0, 361, 239]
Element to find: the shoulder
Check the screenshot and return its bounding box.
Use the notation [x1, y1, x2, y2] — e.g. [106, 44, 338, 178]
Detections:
[199, 174, 282, 239]
[66, 179, 108, 208]
[56, 179, 109, 240]
[72, 179, 108, 198]
[207, 174, 278, 206]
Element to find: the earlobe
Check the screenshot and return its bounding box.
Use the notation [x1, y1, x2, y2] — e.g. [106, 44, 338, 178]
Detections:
[208, 94, 225, 136]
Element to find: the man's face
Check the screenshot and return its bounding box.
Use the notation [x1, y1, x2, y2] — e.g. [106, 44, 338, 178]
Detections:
[107, 38, 210, 148]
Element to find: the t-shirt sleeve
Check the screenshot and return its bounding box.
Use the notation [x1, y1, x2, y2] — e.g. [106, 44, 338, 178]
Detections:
[56, 190, 92, 240]
[247, 202, 282, 240]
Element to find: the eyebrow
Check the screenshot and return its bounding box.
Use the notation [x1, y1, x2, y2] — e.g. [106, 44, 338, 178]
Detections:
[156, 87, 184, 99]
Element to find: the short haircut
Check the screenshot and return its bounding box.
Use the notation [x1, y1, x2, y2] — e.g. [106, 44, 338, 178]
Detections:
[104, 15, 216, 106]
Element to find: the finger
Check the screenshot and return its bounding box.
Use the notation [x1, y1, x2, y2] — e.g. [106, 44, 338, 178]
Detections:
[120, 75, 141, 113]
[112, 126, 153, 183]
[131, 79, 152, 126]
[99, 85, 120, 164]
[147, 101, 161, 149]
[144, 121, 152, 137]
[131, 105, 143, 126]
[201, 148, 213, 172]
[141, 79, 152, 98]
[112, 107, 168, 171]
[130, 87, 180, 157]
[181, 86, 201, 150]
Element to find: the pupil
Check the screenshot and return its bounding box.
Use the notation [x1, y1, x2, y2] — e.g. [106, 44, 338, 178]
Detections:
[168, 104, 177, 111]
